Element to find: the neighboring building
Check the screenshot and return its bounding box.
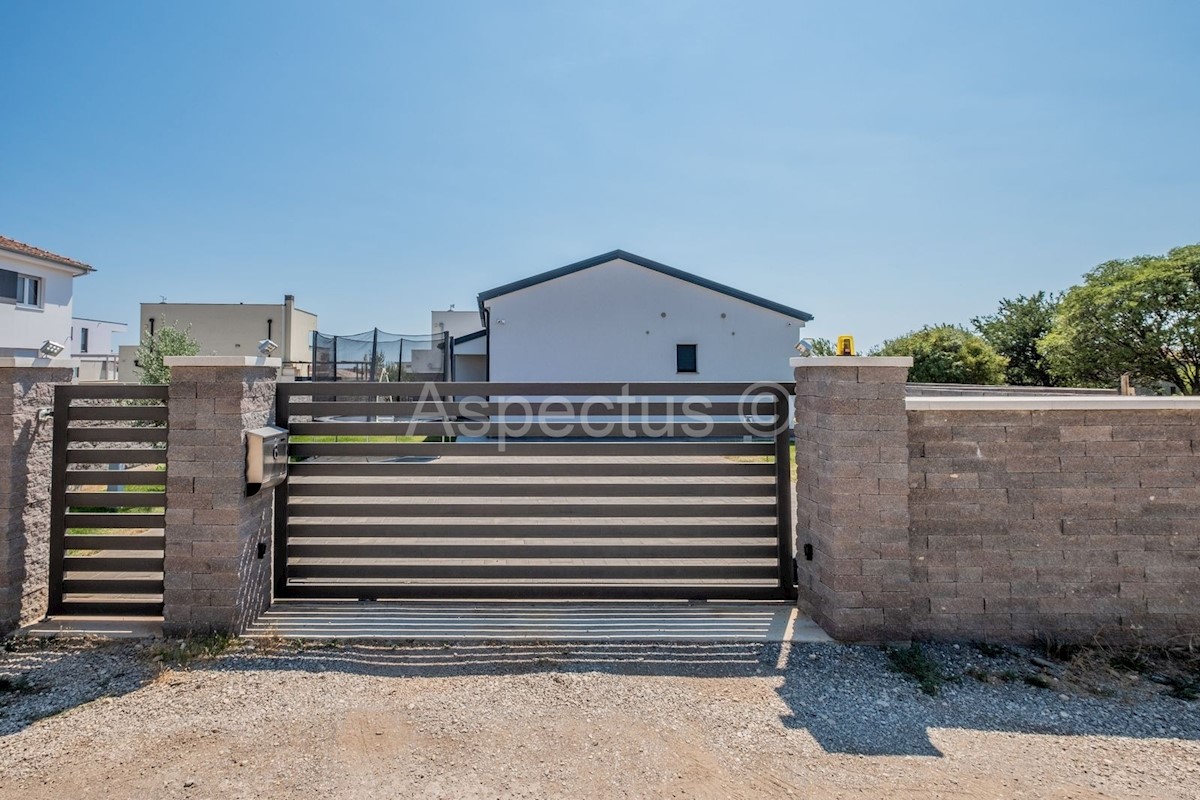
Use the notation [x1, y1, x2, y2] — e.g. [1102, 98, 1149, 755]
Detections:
[454, 250, 812, 383]
[409, 309, 486, 381]
[70, 317, 127, 381]
[118, 295, 318, 380]
[0, 235, 95, 359]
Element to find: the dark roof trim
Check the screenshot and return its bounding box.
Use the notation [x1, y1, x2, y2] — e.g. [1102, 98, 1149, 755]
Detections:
[453, 329, 487, 345]
[476, 250, 813, 322]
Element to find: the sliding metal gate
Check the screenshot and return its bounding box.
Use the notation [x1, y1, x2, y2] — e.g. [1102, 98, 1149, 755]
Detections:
[275, 381, 795, 601]
[48, 383, 168, 616]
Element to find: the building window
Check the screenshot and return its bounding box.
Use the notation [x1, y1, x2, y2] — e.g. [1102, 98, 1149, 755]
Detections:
[676, 344, 698, 373]
[15, 274, 40, 307]
[79, 327, 89, 353]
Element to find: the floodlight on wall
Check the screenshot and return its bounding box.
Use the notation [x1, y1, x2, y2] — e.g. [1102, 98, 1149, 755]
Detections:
[257, 339, 279, 356]
[38, 340, 65, 358]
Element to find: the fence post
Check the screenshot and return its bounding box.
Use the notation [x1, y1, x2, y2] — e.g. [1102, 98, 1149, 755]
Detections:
[793, 355, 913, 643]
[0, 358, 75, 634]
[162, 355, 280, 636]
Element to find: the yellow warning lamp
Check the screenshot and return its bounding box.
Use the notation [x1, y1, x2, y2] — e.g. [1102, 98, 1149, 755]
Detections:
[836, 335, 856, 356]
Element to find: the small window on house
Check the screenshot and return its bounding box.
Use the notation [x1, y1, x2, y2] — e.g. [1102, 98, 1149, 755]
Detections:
[676, 344, 698, 373]
[79, 327, 89, 353]
[15, 274, 41, 307]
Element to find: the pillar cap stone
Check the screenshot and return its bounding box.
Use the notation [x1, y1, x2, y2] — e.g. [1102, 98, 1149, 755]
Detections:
[0, 357, 79, 368]
[163, 356, 282, 368]
[791, 356, 913, 368]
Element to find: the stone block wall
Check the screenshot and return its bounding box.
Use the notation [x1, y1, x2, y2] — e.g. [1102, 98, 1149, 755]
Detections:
[794, 358, 913, 643]
[163, 360, 279, 635]
[0, 364, 72, 633]
[908, 402, 1200, 644]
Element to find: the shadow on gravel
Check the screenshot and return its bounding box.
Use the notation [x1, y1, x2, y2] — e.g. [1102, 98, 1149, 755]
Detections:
[0, 640, 155, 737]
[4, 639, 1197, 755]
[203, 640, 1199, 757]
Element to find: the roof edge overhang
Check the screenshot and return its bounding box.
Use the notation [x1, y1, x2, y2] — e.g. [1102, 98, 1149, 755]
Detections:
[0, 245, 95, 276]
[476, 249, 813, 322]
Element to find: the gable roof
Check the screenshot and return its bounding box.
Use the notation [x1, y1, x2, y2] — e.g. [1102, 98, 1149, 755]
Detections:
[0, 235, 95, 273]
[477, 250, 812, 322]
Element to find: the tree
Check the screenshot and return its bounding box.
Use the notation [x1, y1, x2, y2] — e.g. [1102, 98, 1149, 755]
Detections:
[1039, 244, 1200, 394]
[809, 337, 837, 356]
[134, 324, 200, 384]
[971, 292, 1060, 386]
[872, 324, 1007, 384]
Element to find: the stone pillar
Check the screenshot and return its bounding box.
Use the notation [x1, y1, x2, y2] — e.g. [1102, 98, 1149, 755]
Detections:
[163, 356, 280, 636]
[0, 359, 75, 633]
[793, 356, 913, 643]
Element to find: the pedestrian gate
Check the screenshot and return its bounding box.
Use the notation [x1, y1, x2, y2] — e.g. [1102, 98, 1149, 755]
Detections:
[48, 383, 168, 616]
[275, 381, 795, 601]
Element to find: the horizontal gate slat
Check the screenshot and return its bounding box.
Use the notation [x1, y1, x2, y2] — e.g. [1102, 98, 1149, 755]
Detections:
[69, 405, 169, 422]
[63, 556, 165, 572]
[65, 513, 165, 529]
[65, 470, 167, 486]
[287, 481, 774, 498]
[66, 492, 165, 508]
[58, 600, 164, 615]
[280, 381, 791, 398]
[287, 543, 778, 560]
[291, 401, 757, 417]
[290, 421, 770, 438]
[285, 522, 778, 538]
[280, 584, 785, 601]
[288, 501, 777, 518]
[67, 427, 168, 443]
[61, 384, 168, 400]
[289, 441, 774, 458]
[288, 461, 775, 478]
[62, 577, 164, 593]
[66, 449, 167, 465]
[65, 534, 165, 550]
[287, 563, 777, 581]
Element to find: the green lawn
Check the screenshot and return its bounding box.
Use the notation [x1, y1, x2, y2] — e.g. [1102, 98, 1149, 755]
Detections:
[726, 442, 797, 482]
[67, 478, 166, 543]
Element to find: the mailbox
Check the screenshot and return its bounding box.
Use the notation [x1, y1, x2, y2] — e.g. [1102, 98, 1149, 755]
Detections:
[246, 426, 289, 495]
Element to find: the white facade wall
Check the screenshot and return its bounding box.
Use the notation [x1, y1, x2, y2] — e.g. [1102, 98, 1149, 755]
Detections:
[0, 253, 79, 358]
[484, 259, 805, 382]
[70, 318, 126, 357]
[431, 310, 483, 340]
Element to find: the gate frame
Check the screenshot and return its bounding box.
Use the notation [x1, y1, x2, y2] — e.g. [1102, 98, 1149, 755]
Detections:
[46, 382, 170, 617]
[273, 380, 797, 602]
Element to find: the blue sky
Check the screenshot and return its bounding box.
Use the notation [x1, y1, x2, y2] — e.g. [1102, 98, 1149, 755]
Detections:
[2, 1, 1197, 350]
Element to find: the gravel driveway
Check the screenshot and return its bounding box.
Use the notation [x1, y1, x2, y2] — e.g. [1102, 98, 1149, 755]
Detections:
[1, 638, 1197, 799]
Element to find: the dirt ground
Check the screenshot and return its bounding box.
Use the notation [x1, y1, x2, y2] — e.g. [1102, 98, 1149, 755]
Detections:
[1, 638, 1198, 799]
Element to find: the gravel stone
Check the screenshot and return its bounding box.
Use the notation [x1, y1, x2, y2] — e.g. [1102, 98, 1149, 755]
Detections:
[0, 638, 1197, 798]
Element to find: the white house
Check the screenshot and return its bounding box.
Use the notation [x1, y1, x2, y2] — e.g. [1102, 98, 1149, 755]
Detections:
[70, 317, 128, 381]
[0, 235, 95, 359]
[457, 250, 812, 383]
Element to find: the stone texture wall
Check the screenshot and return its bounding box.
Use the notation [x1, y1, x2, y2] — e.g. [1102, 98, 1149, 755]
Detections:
[794, 359, 912, 643]
[908, 407, 1200, 644]
[0, 366, 72, 633]
[164, 364, 277, 635]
